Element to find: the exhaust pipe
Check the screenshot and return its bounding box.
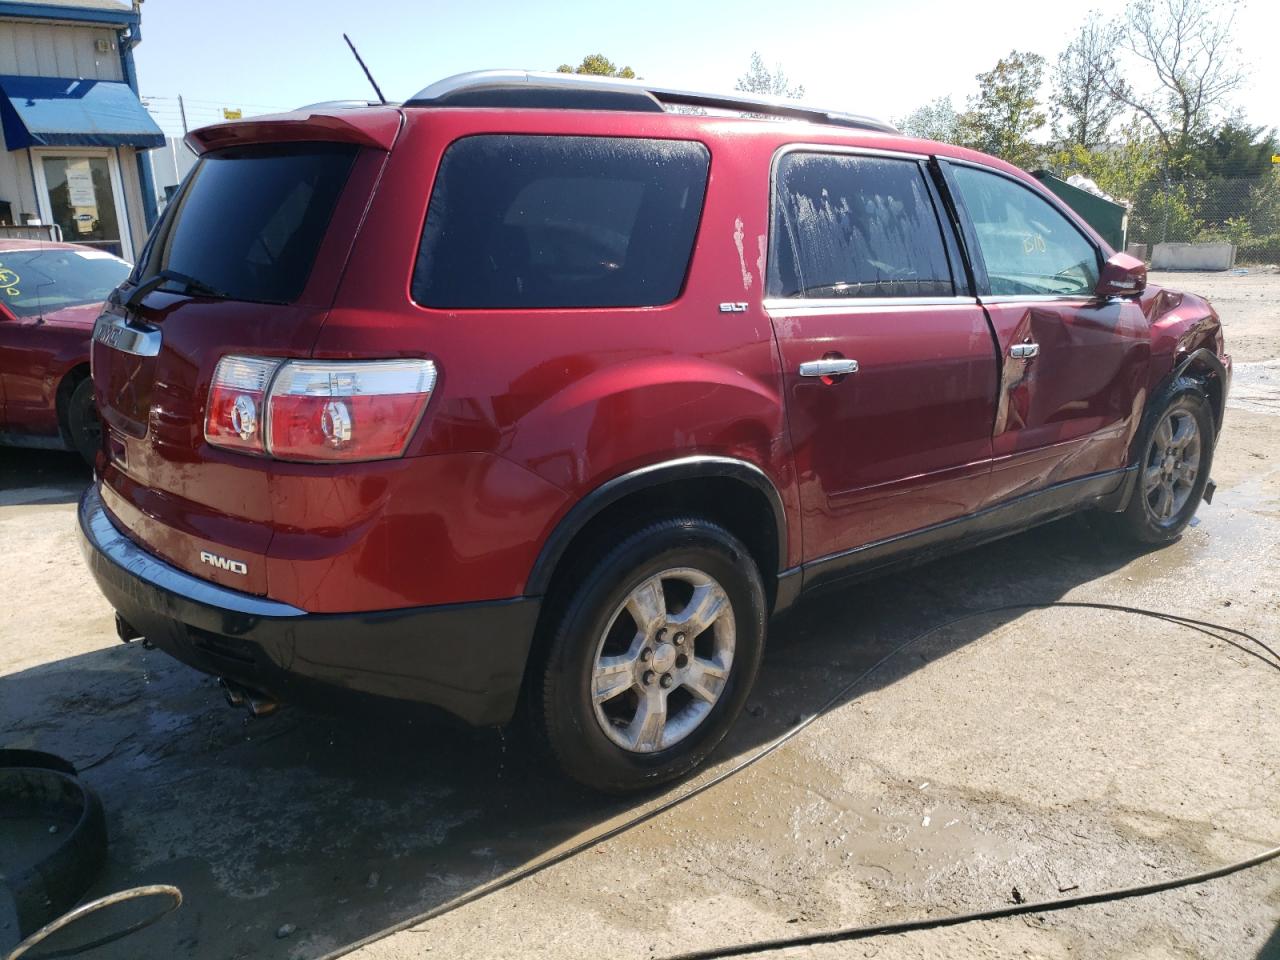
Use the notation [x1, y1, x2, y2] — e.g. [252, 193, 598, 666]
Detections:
[115, 614, 142, 644]
[219, 678, 280, 718]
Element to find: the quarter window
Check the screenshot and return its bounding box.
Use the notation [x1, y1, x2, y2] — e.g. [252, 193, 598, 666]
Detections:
[768, 153, 955, 299]
[950, 165, 1100, 297]
[413, 135, 710, 309]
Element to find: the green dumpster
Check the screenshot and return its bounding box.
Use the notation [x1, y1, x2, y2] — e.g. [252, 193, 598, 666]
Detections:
[1031, 170, 1129, 252]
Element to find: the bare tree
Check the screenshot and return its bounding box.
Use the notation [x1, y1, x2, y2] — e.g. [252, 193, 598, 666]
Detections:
[735, 52, 805, 99]
[1051, 13, 1124, 148]
[1103, 0, 1247, 161]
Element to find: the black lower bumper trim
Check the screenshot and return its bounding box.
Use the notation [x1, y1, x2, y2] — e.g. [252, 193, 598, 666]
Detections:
[78, 486, 540, 726]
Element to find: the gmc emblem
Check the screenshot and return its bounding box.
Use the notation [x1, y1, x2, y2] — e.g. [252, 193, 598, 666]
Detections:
[94, 323, 126, 348]
[199, 551, 248, 576]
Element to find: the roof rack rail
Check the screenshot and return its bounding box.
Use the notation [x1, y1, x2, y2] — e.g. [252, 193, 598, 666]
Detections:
[405, 70, 898, 135]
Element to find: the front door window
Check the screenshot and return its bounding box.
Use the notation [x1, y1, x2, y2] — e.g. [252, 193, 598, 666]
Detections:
[39, 155, 125, 258]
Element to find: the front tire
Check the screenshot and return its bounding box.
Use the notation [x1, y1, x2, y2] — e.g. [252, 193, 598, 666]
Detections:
[1116, 378, 1215, 544]
[66, 378, 101, 466]
[535, 517, 766, 794]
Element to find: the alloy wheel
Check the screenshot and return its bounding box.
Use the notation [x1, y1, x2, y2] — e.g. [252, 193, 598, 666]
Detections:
[1143, 408, 1201, 524]
[590, 567, 735, 754]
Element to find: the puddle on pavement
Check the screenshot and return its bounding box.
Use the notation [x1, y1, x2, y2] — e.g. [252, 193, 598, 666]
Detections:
[3, 512, 1275, 957]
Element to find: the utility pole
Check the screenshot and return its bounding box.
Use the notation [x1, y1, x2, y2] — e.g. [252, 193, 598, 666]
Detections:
[177, 94, 188, 135]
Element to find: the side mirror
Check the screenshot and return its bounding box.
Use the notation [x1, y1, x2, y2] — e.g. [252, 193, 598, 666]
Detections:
[1095, 252, 1146, 299]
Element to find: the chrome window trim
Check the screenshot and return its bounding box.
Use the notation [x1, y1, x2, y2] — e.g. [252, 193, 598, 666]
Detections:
[771, 142, 930, 164]
[979, 294, 1098, 305]
[764, 295, 980, 313]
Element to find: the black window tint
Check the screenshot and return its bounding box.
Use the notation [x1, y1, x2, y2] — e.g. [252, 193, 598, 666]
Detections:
[141, 143, 357, 304]
[950, 165, 1100, 297]
[769, 153, 955, 299]
[413, 135, 709, 309]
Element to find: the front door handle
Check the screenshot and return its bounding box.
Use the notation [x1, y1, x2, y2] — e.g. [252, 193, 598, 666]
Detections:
[1009, 342, 1040, 359]
[799, 358, 859, 378]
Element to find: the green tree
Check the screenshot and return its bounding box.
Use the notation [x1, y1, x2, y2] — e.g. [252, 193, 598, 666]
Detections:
[556, 54, 636, 79]
[897, 96, 961, 143]
[1045, 119, 1162, 203]
[957, 51, 1047, 168]
[735, 52, 804, 99]
[1188, 119, 1279, 180]
[1051, 13, 1124, 149]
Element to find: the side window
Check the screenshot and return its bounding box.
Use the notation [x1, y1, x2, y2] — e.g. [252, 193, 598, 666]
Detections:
[768, 153, 955, 299]
[413, 135, 710, 309]
[950, 165, 1100, 297]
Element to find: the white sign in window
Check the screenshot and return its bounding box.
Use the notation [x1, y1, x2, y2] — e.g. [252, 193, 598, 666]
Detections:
[66, 160, 97, 209]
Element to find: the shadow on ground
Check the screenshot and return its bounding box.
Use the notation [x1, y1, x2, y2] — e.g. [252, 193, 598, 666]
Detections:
[0, 472, 1156, 959]
[0, 447, 90, 506]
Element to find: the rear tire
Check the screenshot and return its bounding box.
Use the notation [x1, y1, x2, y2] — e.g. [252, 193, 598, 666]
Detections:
[66, 378, 101, 466]
[1115, 378, 1214, 544]
[534, 517, 766, 794]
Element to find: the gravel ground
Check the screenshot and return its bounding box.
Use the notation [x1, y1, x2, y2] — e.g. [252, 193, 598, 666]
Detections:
[1, 270, 1277, 959]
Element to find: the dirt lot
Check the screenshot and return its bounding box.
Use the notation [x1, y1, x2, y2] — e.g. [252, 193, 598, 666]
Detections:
[1, 269, 1277, 959]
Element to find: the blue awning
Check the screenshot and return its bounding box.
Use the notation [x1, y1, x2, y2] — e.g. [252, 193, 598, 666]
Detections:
[0, 75, 164, 150]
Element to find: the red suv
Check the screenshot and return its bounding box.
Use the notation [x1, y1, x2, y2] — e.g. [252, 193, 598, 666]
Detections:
[0, 240, 130, 462]
[80, 71, 1230, 793]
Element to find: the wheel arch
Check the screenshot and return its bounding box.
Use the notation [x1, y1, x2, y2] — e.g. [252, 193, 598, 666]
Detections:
[1109, 352, 1223, 513]
[526, 456, 790, 608]
[1170, 347, 1227, 434]
[54, 361, 92, 443]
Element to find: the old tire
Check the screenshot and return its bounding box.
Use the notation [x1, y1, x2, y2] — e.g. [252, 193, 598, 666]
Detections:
[535, 517, 767, 794]
[1116, 378, 1215, 544]
[66, 378, 101, 466]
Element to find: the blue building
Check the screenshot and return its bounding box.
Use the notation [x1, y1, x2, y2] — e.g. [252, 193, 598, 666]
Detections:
[0, 0, 162, 261]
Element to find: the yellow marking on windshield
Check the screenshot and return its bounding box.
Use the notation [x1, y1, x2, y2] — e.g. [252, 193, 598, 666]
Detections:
[0, 264, 20, 297]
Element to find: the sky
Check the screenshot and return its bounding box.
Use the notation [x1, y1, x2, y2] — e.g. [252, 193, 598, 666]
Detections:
[132, 0, 1280, 140]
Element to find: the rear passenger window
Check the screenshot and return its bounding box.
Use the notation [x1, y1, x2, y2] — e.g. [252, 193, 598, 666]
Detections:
[768, 153, 955, 299]
[413, 136, 710, 309]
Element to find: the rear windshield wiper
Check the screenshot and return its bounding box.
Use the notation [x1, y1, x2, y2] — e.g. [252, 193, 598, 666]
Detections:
[125, 268, 231, 309]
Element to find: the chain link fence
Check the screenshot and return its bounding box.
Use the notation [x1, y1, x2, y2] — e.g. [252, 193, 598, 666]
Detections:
[1128, 172, 1280, 263]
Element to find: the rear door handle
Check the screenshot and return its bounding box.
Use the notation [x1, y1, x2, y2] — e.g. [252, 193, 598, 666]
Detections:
[1009, 342, 1040, 359]
[799, 358, 859, 377]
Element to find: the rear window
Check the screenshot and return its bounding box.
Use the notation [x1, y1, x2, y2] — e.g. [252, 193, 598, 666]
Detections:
[769, 152, 955, 299]
[412, 135, 710, 309]
[138, 143, 357, 304]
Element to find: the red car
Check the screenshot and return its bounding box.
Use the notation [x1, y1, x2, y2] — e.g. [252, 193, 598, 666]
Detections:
[0, 240, 131, 462]
[79, 72, 1230, 792]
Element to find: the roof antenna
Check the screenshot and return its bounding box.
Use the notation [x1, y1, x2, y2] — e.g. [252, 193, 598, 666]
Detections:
[343, 33, 387, 105]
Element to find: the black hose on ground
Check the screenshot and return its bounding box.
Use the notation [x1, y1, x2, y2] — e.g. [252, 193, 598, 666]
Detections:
[327, 602, 1280, 960]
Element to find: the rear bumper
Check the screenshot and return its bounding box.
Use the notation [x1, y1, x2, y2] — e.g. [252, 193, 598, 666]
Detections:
[77, 486, 540, 726]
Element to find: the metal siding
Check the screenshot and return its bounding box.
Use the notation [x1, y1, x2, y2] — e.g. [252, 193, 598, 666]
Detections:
[13, 24, 38, 73]
[0, 22, 122, 80]
[31, 18, 55, 72]
[0, 28, 16, 75]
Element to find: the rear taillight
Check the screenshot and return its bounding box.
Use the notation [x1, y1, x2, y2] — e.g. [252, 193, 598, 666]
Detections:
[205, 355, 278, 455]
[203, 356, 437, 462]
